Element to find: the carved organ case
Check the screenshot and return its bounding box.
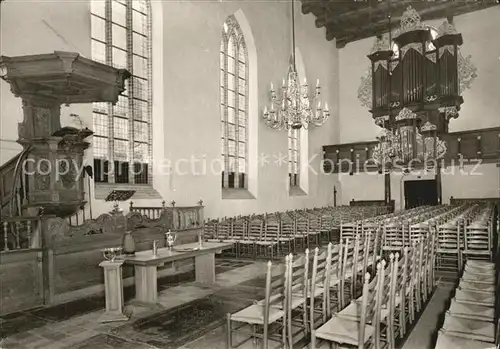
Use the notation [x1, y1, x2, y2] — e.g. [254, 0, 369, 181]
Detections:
[365, 7, 473, 135]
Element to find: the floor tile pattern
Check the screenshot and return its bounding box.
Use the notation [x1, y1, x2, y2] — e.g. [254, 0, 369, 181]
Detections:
[0, 258, 262, 349]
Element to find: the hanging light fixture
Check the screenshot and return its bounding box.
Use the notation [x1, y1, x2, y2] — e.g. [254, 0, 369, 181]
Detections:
[262, 0, 329, 130]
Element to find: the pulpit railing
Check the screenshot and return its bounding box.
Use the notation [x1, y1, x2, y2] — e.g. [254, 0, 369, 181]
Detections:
[129, 200, 166, 219]
[0, 147, 31, 219]
[128, 200, 204, 232]
[1, 215, 43, 251]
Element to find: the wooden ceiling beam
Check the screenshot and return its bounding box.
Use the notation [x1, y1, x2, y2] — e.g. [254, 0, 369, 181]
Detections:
[316, 0, 408, 28]
[329, 2, 498, 47]
[328, 1, 450, 42]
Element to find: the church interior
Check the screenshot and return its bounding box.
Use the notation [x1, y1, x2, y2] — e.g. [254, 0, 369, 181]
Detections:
[0, 0, 499, 348]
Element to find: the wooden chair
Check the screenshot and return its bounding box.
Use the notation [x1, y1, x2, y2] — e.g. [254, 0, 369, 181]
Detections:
[340, 221, 358, 242]
[306, 213, 322, 248]
[413, 237, 425, 313]
[382, 222, 404, 255]
[390, 250, 408, 339]
[280, 215, 296, 255]
[440, 312, 496, 344]
[435, 329, 493, 349]
[252, 217, 277, 260]
[339, 238, 356, 309]
[436, 221, 462, 274]
[405, 241, 417, 324]
[309, 246, 330, 332]
[232, 217, 254, 258]
[366, 228, 382, 274]
[311, 265, 382, 349]
[286, 251, 309, 348]
[226, 258, 288, 349]
[463, 221, 493, 262]
[336, 258, 393, 349]
[447, 298, 495, 322]
[264, 217, 285, 259]
[327, 242, 342, 316]
[294, 214, 309, 250]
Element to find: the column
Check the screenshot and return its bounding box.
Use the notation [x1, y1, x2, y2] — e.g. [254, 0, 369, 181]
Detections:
[384, 173, 392, 206]
[99, 260, 129, 323]
[436, 164, 442, 205]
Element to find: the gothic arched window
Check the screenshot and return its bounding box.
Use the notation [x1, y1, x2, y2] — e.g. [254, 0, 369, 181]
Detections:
[220, 15, 248, 189]
[91, 0, 152, 185]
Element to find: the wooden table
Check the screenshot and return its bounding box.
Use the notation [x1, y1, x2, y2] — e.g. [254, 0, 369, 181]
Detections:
[123, 241, 234, 304]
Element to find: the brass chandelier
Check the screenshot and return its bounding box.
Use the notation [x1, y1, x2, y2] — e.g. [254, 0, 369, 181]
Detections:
[262, 0, 329, 130]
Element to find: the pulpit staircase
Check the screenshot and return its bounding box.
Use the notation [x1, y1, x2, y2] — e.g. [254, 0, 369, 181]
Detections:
[0, 150, 34, 251]
[0, 149, 94, 251]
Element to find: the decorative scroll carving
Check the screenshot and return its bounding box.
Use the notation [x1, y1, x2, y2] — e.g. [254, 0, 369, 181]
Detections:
[34, 107, 50, 137]
[436, 20, 458, 38]
[389, 60, 399, 72]
[45, 213, 116, 242]
[126, 209, 173, 230]
[401, 42, 423, 58]
[357, 68, 372, 108]
[458, 50, 478, 94]
[174, 208, 201, 230]
[374, 61, 388, 70]
[370, 35, 390, 54]
[395, 107, 417, 121]
[438, 45, 455, 58]
[374, 115, 389, 127]
[423, 136, 448, 160]
[439, 106, 459, 120]
[395, 6, 425, 37]
[59, 156, 76, 189]
[34, 160, 50, 190]
[426, 52, 436, 63]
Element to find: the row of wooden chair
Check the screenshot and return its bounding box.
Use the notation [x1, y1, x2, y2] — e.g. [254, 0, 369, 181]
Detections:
[226, 228, 383, 349]
[311, 231, 436, 349]
[435, 203, 497, 274]
[226, 226, 437, 349]
[206, 205, 390, 259]
[342, 203, 498, 277]
[435, 259, 500, 348]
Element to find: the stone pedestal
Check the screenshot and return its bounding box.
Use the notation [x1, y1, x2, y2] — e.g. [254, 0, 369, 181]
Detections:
[99, 260, 129, 323]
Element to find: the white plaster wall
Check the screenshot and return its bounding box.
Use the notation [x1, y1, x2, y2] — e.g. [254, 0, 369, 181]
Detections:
[0, 0, 340, 219]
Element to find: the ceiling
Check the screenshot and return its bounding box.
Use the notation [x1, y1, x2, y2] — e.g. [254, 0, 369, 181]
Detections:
[301, 0, 499, 48]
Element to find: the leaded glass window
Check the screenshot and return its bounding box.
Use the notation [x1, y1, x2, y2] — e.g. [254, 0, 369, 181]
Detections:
[220, 16, 248, 189]
[91, 0, 152, 185]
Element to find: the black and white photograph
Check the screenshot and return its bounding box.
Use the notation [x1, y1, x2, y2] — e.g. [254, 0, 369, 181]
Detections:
[0, 0, 499, 348]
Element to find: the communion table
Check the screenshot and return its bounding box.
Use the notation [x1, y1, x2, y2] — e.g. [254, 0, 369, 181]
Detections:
[123, 241, 234, 304]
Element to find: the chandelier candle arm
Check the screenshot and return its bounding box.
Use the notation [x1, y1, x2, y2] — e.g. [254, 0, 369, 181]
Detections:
[262, 0, 330, 131]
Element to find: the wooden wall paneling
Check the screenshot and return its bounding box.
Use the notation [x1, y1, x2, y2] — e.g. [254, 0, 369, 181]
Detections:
[0, 249, 44, 315]
[323, 127, 500, 173]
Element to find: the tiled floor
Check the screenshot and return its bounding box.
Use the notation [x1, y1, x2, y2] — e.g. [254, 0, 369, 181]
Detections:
[401, 283, 455, 349]
[1, 256, 459, 349]
[0, 258, 265, 349]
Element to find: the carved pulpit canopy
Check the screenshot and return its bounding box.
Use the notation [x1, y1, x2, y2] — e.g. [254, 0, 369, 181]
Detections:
[0, 51, 131, 218]
[0, 51, 130, 105]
